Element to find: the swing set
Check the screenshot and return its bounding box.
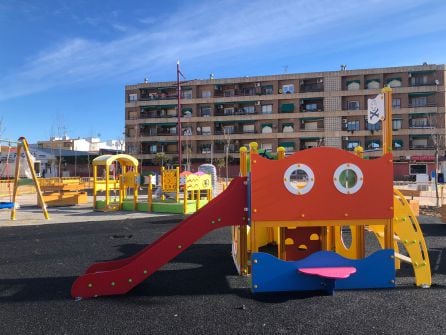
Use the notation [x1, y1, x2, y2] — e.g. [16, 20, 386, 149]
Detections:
[0, 137, 49, 220]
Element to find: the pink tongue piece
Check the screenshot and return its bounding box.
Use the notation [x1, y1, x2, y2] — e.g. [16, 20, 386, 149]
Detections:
[298, 266, 357, 279]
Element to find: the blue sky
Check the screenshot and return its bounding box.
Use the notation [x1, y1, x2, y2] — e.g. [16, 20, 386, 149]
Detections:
[0, 0, 445, 144]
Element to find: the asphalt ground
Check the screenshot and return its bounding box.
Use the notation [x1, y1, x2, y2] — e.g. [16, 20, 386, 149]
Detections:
[0, 207, 445, 334]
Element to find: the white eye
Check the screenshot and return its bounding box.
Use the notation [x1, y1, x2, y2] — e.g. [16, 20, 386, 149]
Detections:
[333, 163, 363, 194]
[283, 164, 314, 195]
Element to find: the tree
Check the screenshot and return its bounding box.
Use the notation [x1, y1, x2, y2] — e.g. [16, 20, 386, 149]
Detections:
[215, 158, 225, 177]
[428, 112, 445, 207]
[152, 152, 170, 167]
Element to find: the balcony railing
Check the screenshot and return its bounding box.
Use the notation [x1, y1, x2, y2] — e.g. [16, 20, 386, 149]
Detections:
[214, 129, 256, 135]
[139, 93, 178, 101]
[299, 108, 324, 113]
[140, 130, 177, 137]
[410, 80, 438, 87]
[409, 145, 435, 150]
[214, 110, 257, 116]
[300, 83, 324, 93]
[408, 102, 437, 108]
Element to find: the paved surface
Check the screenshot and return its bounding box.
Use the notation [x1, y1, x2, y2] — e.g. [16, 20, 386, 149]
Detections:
[0, 196, 445, 334]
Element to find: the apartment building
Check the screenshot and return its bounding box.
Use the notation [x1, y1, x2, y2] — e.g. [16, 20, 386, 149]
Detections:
[125, 64, 446, 179]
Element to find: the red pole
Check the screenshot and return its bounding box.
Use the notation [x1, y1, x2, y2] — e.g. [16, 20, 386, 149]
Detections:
[177, 60, 182, 173]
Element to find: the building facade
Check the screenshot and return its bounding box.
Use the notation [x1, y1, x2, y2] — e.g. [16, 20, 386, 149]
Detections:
[125, 64, 446, 179]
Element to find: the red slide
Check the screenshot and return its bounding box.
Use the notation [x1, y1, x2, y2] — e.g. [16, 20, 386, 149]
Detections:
[71, 177, 247, 299]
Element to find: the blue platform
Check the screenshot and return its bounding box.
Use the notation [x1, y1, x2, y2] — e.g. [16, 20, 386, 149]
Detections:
[251, 249, 396, 294]
[0, 202, 15, 209]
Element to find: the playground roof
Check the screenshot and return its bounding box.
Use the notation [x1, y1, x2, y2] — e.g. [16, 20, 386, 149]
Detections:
[92, 154, 138, 167]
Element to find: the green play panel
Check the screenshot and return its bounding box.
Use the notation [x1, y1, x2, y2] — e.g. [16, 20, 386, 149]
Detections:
[95, 200, 120, 210]
[150, 199, 209, 214]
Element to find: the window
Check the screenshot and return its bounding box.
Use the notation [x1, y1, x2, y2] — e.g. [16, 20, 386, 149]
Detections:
[304, 121, 318, 130]
[411, 138, 428, 148]
[224, 107, 234, 115]
[282, 84, 295, 94]
[242, 124, 255, 133]
[346, 120, 360, 131]
[201, 126, 212, 135]
[129, 93, 137, 102]
[280, 103, 295, 113]
[347, 141, 360, 151]
[410, 164, 427, 174]
[347, 101, 360, 110]
[182, 109, 192, 117]
[182, 90, 192, 99]
[183, 127, 193, 136]
[262, 86, 273, 95]
[393, 139, 403, 150]
[242, 106, 255, 114]
[201, 144, 212, 154]
[410, 96, 427, 107]
[149, 144, 157, 154]
[262, 104, 273, 114]
[411, 76, 428, 86]
[261, 143, 272, 151]
[386, 78, 402, 88]
[261, 124, 272, 134]
[241, 87, 256, 96]
[306, 103, 318, 111]
[282, 124, 294, 133]
[201, 91, 211, 98]
[169, 127, 177, 135]
[410, 117, 428, 128]
[392, 119, 402, 130]
[367, 80, 380, 89]
[347, 81, 360, 90]
[224, 89, 234, 97]
[367, 121, 381, 131]
[367, 140, 381, 150]
[392, 98, 401, 109]
[200, 106, 212, 117]
[223, 125, 234, 134]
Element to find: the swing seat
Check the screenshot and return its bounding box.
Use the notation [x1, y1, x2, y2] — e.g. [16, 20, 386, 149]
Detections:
[0, 202, 15, 209]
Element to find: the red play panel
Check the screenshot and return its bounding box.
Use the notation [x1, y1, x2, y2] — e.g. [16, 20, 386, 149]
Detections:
[251, 147, 394, 221]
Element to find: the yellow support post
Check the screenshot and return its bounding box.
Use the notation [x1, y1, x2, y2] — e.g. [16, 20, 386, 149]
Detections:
[11, 137, 49, 220]
[183, 184, 188, 214]
[175, 166, 180, 204]
[249, 142, 258, 154]
[277, 146, 286, 259]
[147, 181, 152, 212]
[354, 145, 364, 158]
[277, 146, 285, 160]
[93, 165, 97, 209]
[381, 86, 394, 249]
[161, 167, 165, 201]
[382, 86, 393, 155]
[105, 165, 110, 208]
[238, 146, 248, 275]
[10, 143, 21, 220]
[240, 147, 247, 176]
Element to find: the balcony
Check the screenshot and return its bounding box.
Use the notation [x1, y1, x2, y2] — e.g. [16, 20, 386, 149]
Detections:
[300, 98, 324, 112]
[408, 102, 437, 108]
[139, 87, 178, 101]
[214, 109, 257, 117]
[300, 79, 324, 93]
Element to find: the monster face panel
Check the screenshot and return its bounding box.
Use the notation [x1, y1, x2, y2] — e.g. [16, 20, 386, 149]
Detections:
[250, 147, 394, 221]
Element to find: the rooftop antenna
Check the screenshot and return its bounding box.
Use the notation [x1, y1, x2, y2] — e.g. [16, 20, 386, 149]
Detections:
[209, 73, 215, 80]
[340, 64, 347, 71]
[283, 65, 288, 74]
[144, 77, 149, 83]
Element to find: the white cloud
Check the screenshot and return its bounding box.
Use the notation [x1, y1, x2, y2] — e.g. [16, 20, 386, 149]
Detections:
[0, 0, 443, 101]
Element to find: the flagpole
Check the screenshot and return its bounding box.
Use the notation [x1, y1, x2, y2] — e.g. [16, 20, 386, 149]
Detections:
[177, 60, 182, 173]
[381, 86, 393, 155]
